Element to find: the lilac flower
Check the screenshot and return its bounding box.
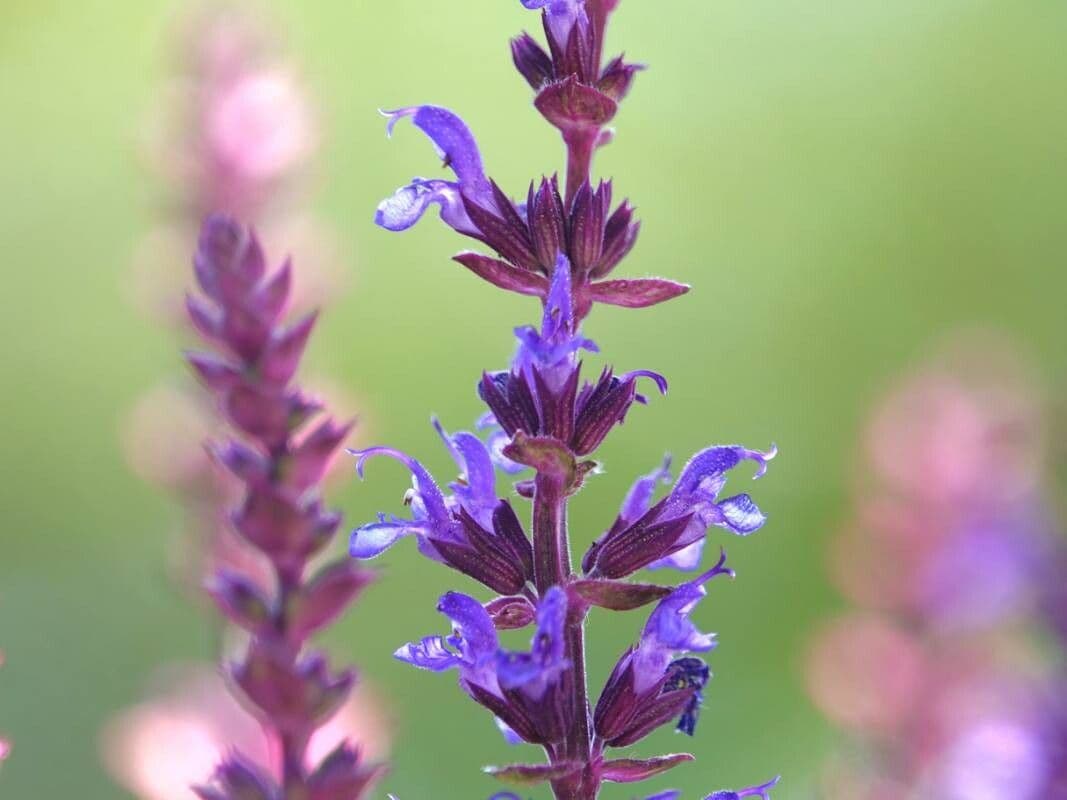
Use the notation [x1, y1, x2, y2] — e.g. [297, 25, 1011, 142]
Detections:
[358, 1, 780, 797]
[186, 215, 382, 799]
[593, 552, 732, 746]
[349, 428, 534, 596]
[583, 445, 776, 578]
[397, 587, 572, 745]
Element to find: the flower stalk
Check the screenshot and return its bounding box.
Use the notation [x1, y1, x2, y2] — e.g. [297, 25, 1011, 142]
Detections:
[357, 2, 780, 798]
[187, 215, 383, 800]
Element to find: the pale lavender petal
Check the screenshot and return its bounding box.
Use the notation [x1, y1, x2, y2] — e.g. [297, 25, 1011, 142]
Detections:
[648, 538, 705, 572]
[350, 517, 420, 558]
[375, 178, 476, 234]
[394, 635, 462, 672]
[494, 716, 524, 745]
[718, 493, 766, 534]
[496, 586, 571, 699]
[633, 551, 734, 692]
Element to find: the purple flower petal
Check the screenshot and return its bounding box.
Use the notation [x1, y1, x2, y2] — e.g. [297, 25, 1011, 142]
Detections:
[519, 0, 588, 47]
[382, 106, 494, 208]
[375, 178, 476, 234]
[432, 418, 499, 526]
[494, 716, 525, 745]
[618, 455, 672, 526]
[648, 538, 705, 572]
[718, 493, 766, 534]
[496, 586, 571, 699]
[350, 517, 423, 559]
[397, 592, 500, 687]
[351, 446, 451, 528]
[513, 255, 599, 378]
[633, 550, 734, 692]
[349, 445, 459, 562]
[394, 634, 464, 672]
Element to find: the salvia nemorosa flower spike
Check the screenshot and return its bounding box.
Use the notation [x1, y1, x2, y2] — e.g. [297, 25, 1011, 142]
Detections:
[358, 1, 780, 798]
[186, 215, 383, 800]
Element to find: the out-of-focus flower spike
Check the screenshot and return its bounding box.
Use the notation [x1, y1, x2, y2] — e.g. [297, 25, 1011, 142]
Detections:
[193, 753, 279, 800]
[259, 310, 318, 385]
[231, 648, 355, 733]
[290, 562, 376, 640]
[284, 417, 354, 492]
[187, 351, 243, 392]
[186, 293, 222, 339]
[254, 257, 292, 322]
[205, 570, 273, 634]
[305, 742, 387, 800]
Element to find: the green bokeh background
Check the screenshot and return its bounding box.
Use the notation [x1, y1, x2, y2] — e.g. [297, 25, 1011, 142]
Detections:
[2, 1, 1066, 797]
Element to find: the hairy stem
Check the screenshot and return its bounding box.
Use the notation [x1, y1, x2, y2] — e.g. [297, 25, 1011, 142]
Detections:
[564, 128, 599, 206]
[533, 474, 596, 800]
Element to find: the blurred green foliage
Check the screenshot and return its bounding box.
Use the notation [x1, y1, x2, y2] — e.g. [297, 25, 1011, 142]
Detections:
[1, 0, 1066, 797]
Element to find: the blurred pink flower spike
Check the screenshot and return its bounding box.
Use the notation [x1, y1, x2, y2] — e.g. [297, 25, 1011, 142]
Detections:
[102, 665, 391, 800]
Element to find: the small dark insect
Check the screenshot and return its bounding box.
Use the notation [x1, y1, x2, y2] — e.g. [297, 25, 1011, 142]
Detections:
[663, 656, 711, 736]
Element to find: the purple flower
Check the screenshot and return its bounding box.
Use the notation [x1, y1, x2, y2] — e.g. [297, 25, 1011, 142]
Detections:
[520, 0, 588, 50]
[349, 424, 534, 595]
[396, 587, 572, 745]
[593, 552, 734, 747]
[583, 446, 776, 579]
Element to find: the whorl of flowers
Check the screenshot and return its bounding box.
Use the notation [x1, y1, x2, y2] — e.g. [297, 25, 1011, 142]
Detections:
[353, 2, 780, 798]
